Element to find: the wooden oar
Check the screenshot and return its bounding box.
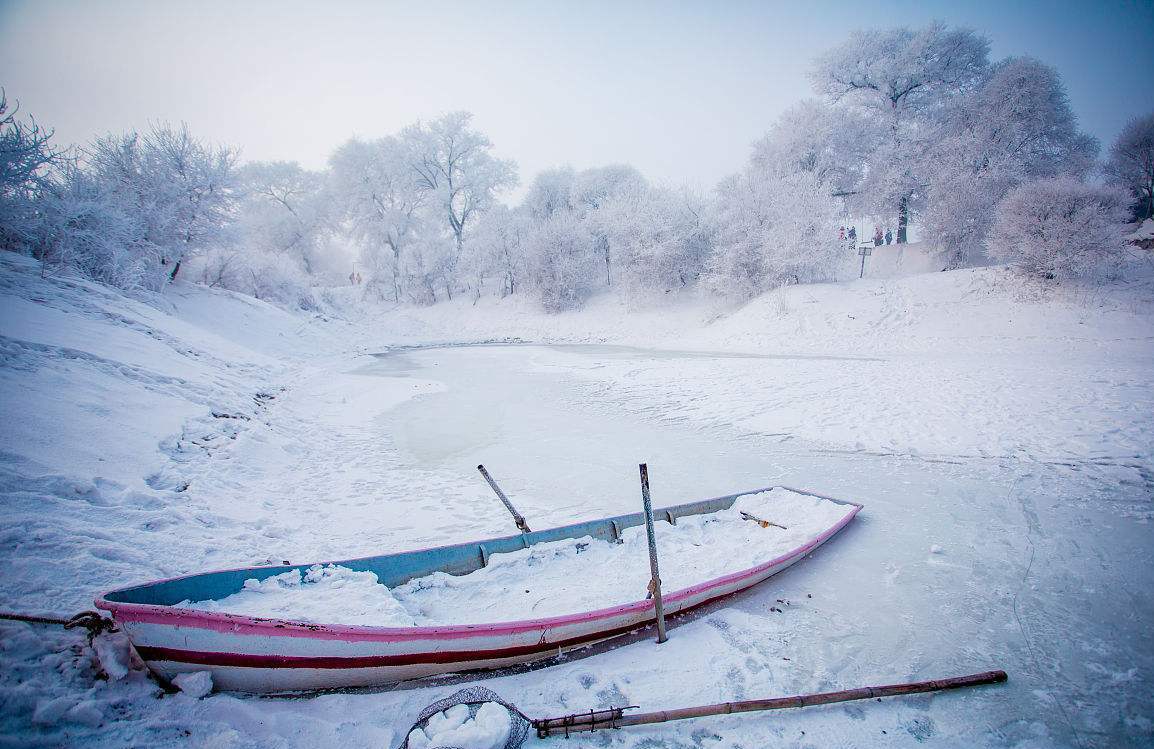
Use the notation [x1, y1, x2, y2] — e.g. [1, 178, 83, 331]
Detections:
[533, 670, 1008, 736]
[740, 511, 787, 530]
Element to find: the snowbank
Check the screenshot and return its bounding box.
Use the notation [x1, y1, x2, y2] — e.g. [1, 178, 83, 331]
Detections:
[354, 262, 1154, 360]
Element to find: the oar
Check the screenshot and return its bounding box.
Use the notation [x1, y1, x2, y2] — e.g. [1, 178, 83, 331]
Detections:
[740, 511, 787, 530]
[476, 464, 532, 533]
[532, 670, 1008, 736]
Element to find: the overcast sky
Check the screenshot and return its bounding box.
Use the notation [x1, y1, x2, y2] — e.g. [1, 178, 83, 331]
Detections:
[2, 0, 1151, 200]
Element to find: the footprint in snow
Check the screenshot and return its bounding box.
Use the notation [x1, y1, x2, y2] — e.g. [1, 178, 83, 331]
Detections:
[904, 716, 937, 742]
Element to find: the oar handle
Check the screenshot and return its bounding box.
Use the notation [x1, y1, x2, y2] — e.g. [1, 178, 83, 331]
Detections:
[477, 465, 531, 534]
[535, 670, 1007, 736]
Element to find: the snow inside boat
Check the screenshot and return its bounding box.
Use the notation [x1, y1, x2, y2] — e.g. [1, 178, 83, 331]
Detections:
[96, 486, 862, 693]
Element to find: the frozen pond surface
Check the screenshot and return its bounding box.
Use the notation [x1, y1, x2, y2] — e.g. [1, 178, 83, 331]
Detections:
[342, 344, 1153, 747]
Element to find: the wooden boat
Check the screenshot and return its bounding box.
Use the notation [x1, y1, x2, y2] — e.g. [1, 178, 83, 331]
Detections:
[96, 486, 861, 694]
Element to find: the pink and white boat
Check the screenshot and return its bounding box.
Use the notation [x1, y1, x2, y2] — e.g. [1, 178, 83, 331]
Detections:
[96, 486, 861, 694]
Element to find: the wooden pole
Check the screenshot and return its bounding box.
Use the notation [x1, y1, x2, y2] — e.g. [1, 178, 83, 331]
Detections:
[534, 670, 1007, 736]
[476, 465, 531, 534]
[638, 463, 667, 644]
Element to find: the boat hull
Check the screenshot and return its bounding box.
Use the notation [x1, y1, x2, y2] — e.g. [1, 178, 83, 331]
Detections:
[97, 486, 861, 693]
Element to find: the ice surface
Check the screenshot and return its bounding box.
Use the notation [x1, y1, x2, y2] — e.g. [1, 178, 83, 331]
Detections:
[177, 489, 852, 626]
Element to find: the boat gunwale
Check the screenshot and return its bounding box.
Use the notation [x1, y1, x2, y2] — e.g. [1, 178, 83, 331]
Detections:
[95, 486, 861, 641]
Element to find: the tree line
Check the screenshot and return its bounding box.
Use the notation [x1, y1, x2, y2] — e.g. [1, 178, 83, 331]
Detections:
[2, 23, 1152, 311]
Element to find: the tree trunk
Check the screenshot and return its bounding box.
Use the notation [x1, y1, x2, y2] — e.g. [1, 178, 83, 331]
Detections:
[896, 196, 909, 244]
[600, 236, 611, 286]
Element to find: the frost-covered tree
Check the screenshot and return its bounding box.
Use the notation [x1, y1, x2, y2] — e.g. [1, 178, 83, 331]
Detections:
[812, 23, 990, 242]
[524, 210, 598, 312]
[134, 124, 236, 282]
[235, 161, 331, 275]
[327, 114, 514, 303]
[402, 112, 516, 286]
[0, 90, 60, 255]
[329, 136, 426, 301]
[195, 246, 317, 310]
[751, 99, 878, 201]
[924, 57, 1098, 266]
[523, 167, 576, 222]
[36, 160, 153, 289]
[572, 165, 647, 286]
[503, 164, 711, 307]
[986, 177, 1129, 280]
[594, 182, 712, 296]
[40, 123, 235, 290]
[708, 166, 845, 297]
[1106, 112, 1154, 221]
[395, 231, 455, 305]
[467, 204, 527, 299]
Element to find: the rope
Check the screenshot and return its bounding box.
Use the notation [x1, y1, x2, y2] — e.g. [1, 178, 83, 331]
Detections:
[0, 610, 117, 638]
[0, 611, 68, 626]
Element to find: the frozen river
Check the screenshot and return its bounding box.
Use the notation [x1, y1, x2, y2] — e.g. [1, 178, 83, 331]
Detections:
[344, 343, 1153, 747]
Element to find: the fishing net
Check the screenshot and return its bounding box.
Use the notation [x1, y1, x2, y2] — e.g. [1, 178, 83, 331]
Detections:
[396, 687, 532, 749]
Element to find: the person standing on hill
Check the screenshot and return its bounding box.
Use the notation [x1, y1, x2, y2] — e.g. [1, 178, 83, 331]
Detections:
[848, 226, 857, 243]
[874, 226, 884, 246]
[885, 228, 893, 245]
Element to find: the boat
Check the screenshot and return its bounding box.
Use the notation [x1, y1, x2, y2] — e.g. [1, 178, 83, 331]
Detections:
[96, 486, 861, 694]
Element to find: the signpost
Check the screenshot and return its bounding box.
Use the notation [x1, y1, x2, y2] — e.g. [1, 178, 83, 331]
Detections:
[858, 244, 872, 279]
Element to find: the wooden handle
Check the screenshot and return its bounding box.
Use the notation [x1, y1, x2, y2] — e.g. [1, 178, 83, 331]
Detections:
[535, 670, 1007, 736]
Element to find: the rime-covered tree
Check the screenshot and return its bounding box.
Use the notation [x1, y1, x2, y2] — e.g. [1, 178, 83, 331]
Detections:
[524, 210, 598, 312]
[572, 165, 647, 286]
[709, 164, 845, 297]
[591, 182, 712, 296]
[751, 99, 878, 201]
[924, 57, 1098, 265]
[43, 123, 235, 290]
[1106, 113, 1154, 221]
[467, 204, 527, 299]
[0, 90, 60, 255]
[986, 178, 1128, 280]
[523, 167, 576, 222]
[329, 137, 426, 301]
[235, 161, 331, 275]
[37, 159, 150, 289]
[812, 23, 990, 242]
[402, 112, 516, 287]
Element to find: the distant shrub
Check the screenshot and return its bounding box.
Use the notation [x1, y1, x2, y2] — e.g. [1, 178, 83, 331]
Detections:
[195, 248, 317, 311]
[986, 178, 1129, 280]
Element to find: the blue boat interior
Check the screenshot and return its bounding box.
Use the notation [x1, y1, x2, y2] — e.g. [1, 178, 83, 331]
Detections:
[103, 486, 853, 608]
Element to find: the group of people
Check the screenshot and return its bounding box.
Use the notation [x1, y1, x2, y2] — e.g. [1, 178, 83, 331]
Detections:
[838, 225, 893, 248]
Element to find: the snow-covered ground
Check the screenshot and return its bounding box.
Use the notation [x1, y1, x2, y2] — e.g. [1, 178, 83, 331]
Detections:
[2, 250, 1153, 747]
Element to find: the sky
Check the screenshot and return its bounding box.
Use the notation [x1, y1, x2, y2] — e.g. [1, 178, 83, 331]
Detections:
[1, 0, 1151, 201]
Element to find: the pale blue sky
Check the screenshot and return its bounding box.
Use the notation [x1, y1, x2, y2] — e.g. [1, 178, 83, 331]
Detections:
[1, 0, 1151, 199]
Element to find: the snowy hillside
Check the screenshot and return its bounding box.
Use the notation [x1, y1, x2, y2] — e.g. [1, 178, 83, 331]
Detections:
[2, 252, 1153, 747]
